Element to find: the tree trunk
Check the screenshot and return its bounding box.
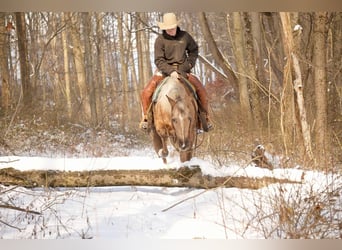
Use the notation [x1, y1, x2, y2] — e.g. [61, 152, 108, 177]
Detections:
[136, 13, 145, 88]
[129, 37, 141, 118]
[292, 53, 314, 161]
[15, 12, 31, 106]
[329, 13, 342, 152]
[280, 12, 315, 163]
[108, 14, 120, 118]
[118, 13, 130, 125]
[262, 13, 285, 90]
[279, 12, 301, 156]
[142, 13, 153, 84]
[248, 12, 266, 130]
[0, 13, 11, 112]
[331, 13, 342, 119]
[95, 13, 107, 126]
[83, 12, 98, 127]
[136, 12, 152, 89]
[313, 12, 328, 165]
[61, 13, 72, 119]
[232, 12, 253, 127]
[69, 13, 91, 124]
[0, 166, 299, 189]
[249, 12, 267, 92]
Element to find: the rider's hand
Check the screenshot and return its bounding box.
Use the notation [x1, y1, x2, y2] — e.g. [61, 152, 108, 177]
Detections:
[170, 71, 179, 79]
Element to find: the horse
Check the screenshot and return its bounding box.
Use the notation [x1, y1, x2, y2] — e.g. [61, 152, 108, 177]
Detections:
[151, 76, 198, 164]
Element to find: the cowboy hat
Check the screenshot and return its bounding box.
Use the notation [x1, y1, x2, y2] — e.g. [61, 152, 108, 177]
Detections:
[157, 13, 180, 30]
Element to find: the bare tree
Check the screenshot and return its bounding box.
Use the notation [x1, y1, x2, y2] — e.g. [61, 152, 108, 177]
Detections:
[68, 13, 91, 124]
[231, 12, 253, 127]
[136, 12, 153, 88]
[330, 13, 342, 119]
[95, 12, 107, 125]
[15, 12, 31, 106]
[280, 12, 314, 162]
[117, 13, 130, 125]
[312, 12, 329, 165]
[83, 12, 98, 127]
[246, 12, 266, 131]
[59, 13, 72, 119]
[0, 13, 11, 112]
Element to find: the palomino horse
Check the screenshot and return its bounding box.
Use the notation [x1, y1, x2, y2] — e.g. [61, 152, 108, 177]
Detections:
[151, 76, 198, 164]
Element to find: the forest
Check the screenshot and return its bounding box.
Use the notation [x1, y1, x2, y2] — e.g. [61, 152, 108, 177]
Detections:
[0, 12, 341, 170]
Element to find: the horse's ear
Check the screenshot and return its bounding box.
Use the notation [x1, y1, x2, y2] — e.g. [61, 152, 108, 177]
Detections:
[166, 95, 176, 108]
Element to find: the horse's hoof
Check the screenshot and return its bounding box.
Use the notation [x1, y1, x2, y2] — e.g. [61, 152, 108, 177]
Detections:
[158, 149, 168, 158]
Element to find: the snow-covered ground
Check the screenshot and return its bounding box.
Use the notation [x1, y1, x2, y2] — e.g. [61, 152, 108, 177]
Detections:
[0, 149, 341, 239]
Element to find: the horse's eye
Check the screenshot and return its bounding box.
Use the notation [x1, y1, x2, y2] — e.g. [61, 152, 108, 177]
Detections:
[172, 118, 177, 124]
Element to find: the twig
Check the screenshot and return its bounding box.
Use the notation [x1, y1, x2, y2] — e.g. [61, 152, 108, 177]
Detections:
[0, 185, 19, 194]
[0, 204, 41, 215]
[0, 219, 24, 231]
[161, 189, 207, 212]
[4, 82, 23, 138]
[0, 159, 20, 164]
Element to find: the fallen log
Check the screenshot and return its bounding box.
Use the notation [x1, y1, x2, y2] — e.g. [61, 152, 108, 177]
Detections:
[0, 166, 300, 189]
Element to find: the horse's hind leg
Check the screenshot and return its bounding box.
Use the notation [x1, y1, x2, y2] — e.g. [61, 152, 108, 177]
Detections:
[151, 129, 168, 163]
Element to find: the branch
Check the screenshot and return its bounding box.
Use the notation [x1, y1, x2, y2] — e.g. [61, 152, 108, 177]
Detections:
[198, 12, 237, 84]
[0, 219, 24, 231]
[0, 159, 19, 164]
[198, 54, 228, 80]
[0, 204, 41, 215]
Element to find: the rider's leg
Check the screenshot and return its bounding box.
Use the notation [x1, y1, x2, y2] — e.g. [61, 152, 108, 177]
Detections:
[187, 74, 213, 131]
[140, 74, 164, 130]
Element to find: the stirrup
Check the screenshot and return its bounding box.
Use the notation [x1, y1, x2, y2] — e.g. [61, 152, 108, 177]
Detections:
[206, 121, 213, 131]
[197, 129, 204, 134]
[139, 115, 149, 130]
[139, 121, 148, 130]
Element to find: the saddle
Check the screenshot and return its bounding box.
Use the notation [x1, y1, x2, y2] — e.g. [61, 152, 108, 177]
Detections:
[152, 76, 198, 103]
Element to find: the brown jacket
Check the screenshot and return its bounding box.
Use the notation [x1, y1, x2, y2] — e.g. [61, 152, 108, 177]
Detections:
[154, 27, 198, 76]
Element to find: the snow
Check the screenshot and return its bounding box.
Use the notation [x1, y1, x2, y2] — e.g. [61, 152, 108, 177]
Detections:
[0, 149, 341, 239]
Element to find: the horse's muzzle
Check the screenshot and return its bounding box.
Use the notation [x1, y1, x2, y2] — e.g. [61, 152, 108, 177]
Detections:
[179, 140, 190, 151]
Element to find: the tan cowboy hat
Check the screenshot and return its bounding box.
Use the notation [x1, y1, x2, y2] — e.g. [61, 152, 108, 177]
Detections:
[157, 13, 180, 30]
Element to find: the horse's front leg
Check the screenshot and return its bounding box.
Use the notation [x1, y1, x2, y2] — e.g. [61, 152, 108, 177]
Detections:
[151, 128, 169, 164]
[158, 136, 169, 164]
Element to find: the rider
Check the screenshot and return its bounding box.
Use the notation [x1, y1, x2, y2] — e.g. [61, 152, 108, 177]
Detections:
[139, 13, 213, 132]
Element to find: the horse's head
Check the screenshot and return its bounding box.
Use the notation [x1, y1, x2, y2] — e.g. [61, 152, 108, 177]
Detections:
[166, 95, 196, 151]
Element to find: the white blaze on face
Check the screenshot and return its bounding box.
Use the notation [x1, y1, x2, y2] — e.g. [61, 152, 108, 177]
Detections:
[179, 113, 186, 149]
